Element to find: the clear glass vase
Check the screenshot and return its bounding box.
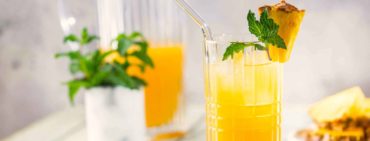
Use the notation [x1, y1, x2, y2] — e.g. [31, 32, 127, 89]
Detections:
[205, 34, 282, 141]
[97, 0, 185, 138]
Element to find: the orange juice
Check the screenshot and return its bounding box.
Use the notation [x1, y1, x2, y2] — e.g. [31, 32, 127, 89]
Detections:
[128, 45, 183, 128]
[206, 61, 281, 141]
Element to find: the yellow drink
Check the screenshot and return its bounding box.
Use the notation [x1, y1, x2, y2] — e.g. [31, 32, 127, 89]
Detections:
[144, 46, 183, 127]
[206, 59, 281, 141]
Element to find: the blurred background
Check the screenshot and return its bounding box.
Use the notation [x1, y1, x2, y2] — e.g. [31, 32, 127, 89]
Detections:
[1, 0, 370, 139]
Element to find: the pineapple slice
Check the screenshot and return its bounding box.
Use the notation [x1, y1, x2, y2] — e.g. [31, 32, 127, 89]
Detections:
[315, 128, 364, 140]
[309, 87, 366, 123]
[362, 98, 370, 117]
[259, 1, 305, 63]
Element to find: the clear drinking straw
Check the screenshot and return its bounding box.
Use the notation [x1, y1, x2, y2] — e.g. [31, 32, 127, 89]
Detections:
[175, 0, 213, 41]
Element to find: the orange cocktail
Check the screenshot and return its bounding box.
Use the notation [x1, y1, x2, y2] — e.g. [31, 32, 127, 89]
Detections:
[109, 43, 184, 137]
[207, 61, 281, 141]
[143, 45, 183, 127]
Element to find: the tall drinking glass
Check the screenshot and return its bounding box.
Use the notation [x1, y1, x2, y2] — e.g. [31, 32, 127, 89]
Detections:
[97, 0, 185, 137]
[205, 34, 282, 141]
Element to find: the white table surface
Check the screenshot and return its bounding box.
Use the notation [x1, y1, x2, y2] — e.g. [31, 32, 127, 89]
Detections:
[1, 104, 206, 141]
[2, 104, 310, 141]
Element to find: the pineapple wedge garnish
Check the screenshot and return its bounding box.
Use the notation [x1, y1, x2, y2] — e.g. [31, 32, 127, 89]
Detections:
[315, 128, 364, 139]
[259, 1, 305, 63]
[309, 87, 366, 123]
[362, 98, 370, 117]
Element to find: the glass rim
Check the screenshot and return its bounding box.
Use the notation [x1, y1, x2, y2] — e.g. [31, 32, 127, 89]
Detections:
[204, 33, 275, 65]
[206, 33, 257, 43]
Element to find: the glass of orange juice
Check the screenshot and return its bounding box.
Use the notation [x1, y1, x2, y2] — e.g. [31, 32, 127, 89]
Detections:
[142, 44, 184, 134]
[97, 0, 185, 139]
[204, 34, 282, 141]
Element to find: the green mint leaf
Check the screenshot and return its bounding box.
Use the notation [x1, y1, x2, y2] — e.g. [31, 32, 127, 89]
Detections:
[90, 64, 113, 86]
[134, 41, 149, 53]
[131, 51, 154, 68]
[222, 42, 257, 61]
[116, 34, 128, 40]
[222, 9, 287, 61]
[55, 51, 81, 59]
[87, 35, 99, 43]
[105, 73, 126, 87]
[122, 61, 130, 70]
[69, 61, 80, 74]
[223, 43, 247, 61]
[112, 62, 137, 89]
[132, 76, 147, 87]
[96, 50, 114, 64]
[62, 28, 99, 46]
[55, 51, 83, 74]
[254, 44, 266, 50]
[247, 10, 263, 38]
[90, 50, 100, 64]
[117, 36, 133, 56]
[67, 80, 90, 105]
[78, 56, 94, 78]
[267, 35, 286, 49]
[130, 32, 145, 40]
[137, 64, 146, 73]
[79, 27, 99, 45]
[90, 50, 107, 74]
[260, 9, 279, 36]
[81, 27, 89, 42]
[259, 9, 286, 49]
[63, 35, 79, 43]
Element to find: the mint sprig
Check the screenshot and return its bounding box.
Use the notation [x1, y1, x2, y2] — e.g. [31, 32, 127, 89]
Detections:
[222, 9, 286, 61]
[56, 28, 153, 104]
[63, 27, 99, 46]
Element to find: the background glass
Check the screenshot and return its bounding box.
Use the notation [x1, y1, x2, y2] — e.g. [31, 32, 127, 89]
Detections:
[96, 0, 186, 137]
